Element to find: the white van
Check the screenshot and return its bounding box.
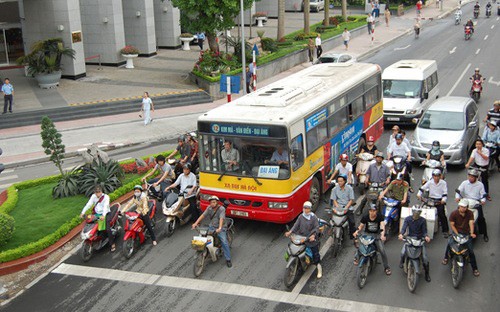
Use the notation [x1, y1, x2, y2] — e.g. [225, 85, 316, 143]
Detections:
[382, 60, 439, 125]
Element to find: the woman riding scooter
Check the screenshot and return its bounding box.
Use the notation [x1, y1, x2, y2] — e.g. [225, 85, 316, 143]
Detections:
[121, 185, 157, 246]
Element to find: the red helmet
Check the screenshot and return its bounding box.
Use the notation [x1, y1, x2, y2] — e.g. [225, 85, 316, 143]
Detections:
[367, 136, 375, 142]
[340, 154, 349, 161]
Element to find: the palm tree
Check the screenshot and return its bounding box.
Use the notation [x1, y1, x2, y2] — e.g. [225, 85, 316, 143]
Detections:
[341, 0, 347, 20]
[278, 0, 285, 40]
[324, 0, 330, 26]
[304, 0, 310, 34]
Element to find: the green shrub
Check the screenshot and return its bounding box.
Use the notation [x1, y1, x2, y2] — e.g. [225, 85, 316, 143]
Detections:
[0, 186, 18, 215]
[53, 170, 80, 198]
[333, 15, 346, 24]
[79, 160, 124, 197]
[261, 37, 278, 53]
[0, 213, 15, 248]
[294, 31, 319, 41]
[15, 175, 60, 190]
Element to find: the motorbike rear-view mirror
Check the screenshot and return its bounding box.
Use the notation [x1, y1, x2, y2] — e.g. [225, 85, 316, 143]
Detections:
[468, 121, 477, 128]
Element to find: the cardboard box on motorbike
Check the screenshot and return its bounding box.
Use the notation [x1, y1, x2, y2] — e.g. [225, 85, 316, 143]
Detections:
[399, 207, 437, 239]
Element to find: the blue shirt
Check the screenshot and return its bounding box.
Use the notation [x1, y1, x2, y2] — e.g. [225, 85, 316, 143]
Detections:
[1, 83, 13, 95]
[330, 184, 355, 209]
[400, 216, 428, 239]
[482, 127, 500, 144]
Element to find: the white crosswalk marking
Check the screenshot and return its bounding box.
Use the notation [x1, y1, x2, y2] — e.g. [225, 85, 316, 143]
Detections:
[0, 183, 13, 190]
[0, 175, 18, 182]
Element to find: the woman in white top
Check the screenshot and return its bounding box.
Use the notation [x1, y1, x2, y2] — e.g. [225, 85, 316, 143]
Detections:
[141, 92, 154, 125]
[327, 154, 354, 185]
[465, 139, 490, 199]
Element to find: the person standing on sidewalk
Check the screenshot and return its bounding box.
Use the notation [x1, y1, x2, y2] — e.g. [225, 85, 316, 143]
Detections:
[197, 32, 205, 50]
[342, 28, 351, 50]
[245, 66, 252, 94]
[141, 91, 154, 125]
[384, 7, 391, 27]
[1, 78, 14, 114]
[366, 13, 375, 35]
[307, 38, 315, 63]
[315, 33, 323, 58]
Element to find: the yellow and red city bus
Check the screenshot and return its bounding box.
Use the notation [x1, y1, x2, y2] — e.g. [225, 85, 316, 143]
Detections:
[197, 63, 384, 223]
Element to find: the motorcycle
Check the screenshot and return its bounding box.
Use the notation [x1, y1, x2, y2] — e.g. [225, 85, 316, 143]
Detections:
[382, 197, 401, 236]
[122, 200, 157, 259]
[454, 190, 480, 234]
[421, 159, 445, 185]
[454, 12, 462, 25]
[356, 234, 378, 289]
[390, 155, 411, 184]
[358, 182, 385, 215]
[145, 180, 167, 202]
[283, 220, 328, 288]
[448, 233, 471, 288]
[80, 203, 122, 262]
[356, 152, 375, 196]
[486, 6, 492, 17]
[414, 25, 420, 38]
[329, 205, 350, 258]
[402, 236, 425, 293]
[469, 79, 482, 102]
[484, 141, 498, 172]
[162, 185, 199, 237]
[418, 195, 441, 235]
[192, 219, 235, 277]
[464, 25, 472, 40]
[473, 8, 479, 19]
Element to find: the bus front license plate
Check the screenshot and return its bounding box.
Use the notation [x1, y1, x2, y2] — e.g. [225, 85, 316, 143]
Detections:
[231, 210, 249, 217]
[387, 117, 400, 121]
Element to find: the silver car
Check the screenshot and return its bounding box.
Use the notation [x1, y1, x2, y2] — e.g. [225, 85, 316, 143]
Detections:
[314, 52, 356, 65]
[309, 0, 325, 12]
[410, 96, 479, 166]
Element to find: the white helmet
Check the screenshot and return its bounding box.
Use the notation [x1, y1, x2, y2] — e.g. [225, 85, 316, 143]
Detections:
[458, 199, 469, 207]
[303, 201, 313, 209]
[432, 169, 442, 176]
[411, 205, 422, 215]
[208, 195, 220, 202]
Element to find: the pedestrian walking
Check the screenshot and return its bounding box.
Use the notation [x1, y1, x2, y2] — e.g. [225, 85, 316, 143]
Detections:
[245, 66, 253, 94]
[1, 78, 14, 114]
[197, 32, 205, 50]
[342, 28, 351, 50]
[416, 0, 423, 16]
[307, 38, 315, 63]
[140, 91, 154, 125]
[370, 22, 375, 45]
[315, 33, 322, 58]
[374, 1, 381, 18]
[384, 7, 391, 26]
[367, 13, 375, 35]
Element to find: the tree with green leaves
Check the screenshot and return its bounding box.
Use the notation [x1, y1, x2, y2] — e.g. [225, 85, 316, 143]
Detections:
[41, 116, 66, 176]
[170, 0, 255, 53]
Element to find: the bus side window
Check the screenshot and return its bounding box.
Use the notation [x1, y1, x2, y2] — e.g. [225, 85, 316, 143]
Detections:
[291, 134, 304, 171]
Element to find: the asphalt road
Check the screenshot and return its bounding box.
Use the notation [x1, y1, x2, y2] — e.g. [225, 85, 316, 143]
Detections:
[2, 6, 499, 312]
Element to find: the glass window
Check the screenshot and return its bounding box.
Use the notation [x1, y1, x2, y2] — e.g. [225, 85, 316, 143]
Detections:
[364, 86, 380, 108]
[328, 107, 348, 136]
[419, 111, 464, 130]
[306, 121, 328, 155]
[347, 85, 364, 103]
[432, 72, 438, 86]
[383, 79, 422, 99]
[291, 134, 304, 171]
[350, 96, 365, 119]
[466, 104, 476, 123]
[426, 76, 433, 92]
[199, 134, 291, 179]
[364, 74, 380, 90]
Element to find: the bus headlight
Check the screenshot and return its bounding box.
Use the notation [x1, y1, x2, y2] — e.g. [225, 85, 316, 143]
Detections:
[268, 202, 288, 209]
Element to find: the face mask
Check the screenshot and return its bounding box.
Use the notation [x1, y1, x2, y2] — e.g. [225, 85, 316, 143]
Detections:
[432, 146, 439, 151]
[134, 191, 141, 197]
[302, 211, 312, 220]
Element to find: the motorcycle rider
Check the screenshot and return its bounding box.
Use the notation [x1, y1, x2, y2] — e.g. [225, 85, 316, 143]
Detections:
[465, 139, 490, 200]
[366, 152, 391, 187]
[353, 204, 392, 276]
[192, 195, 232, 267]
[167, 135, 192, 165]
[378, 172, 410, 207]
[455, 168, 489, 242]
[141, 154, 175, 199]
[414, 19, 421, 37]
[328, 154, 354, 185]
[359, 136, 378, 155]
[285, 201, 322, 278]
[470, 68, 484, 92]
[424, 140, 446, 168]
[474, 1, 480, 15]
[186, 132, 199, 173]
[121, 185, 157, 246]
[442, 199, 479, 277]
[465, 19, 474, 33]
[481, 120, 499, 171]
[486, 1, 492, 15]
[330, 175, 356, 240]
[483, 100, 500, 124]
[164, 163, 199, 221]
[417, 169, 450, 238]
[80, 185, 116, 252]
[399, 206, 432, 282]
[455, 7, 463, 21]
[387, 133, 411, 161]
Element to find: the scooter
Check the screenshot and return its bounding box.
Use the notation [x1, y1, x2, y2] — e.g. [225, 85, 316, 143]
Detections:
[382, 197, 401, 237]
[121, 200, 157, 259]
[484, 141, 498, 172]
[454, 12, 462, 25]
[162, 185, 199, 237]
[358, 182, 385, 215]
[390, 156, 410, 184]
[80, 203, 122, 262]
[464, 25, 472, 40]
[402, 236, 425, 293]
[329, 205, 351, 258]
[469, 79, 482, 102]
[421, 159, 445, 185]
[447, 233, 471, 288]
[418, 194, 441, 235]
[192, 219, 235, 277]
[486, 5, 492, 17]
[473, 8, 479, 19]
[356, 152, 375, 195]
[283, 220, 328, 288]
[356, 234, 378, 289]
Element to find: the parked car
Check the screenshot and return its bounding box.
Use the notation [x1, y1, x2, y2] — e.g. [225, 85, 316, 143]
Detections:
[314, 52, 356, 65]
[410, 96, 479, 166]
[285, 0, 325, 12]
[309, 0, 325, 12]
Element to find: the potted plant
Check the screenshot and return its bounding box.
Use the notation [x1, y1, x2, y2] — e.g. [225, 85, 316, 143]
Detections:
[180, 33, 194, 51]
[253, 12, 268, 27]
[16, 38, 75, 89]
[120, 45, 139, 69]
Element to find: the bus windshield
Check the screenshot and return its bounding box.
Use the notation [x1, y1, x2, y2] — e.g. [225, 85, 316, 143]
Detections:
[383, 79, 422, 99]
[199, 134, 291, 180]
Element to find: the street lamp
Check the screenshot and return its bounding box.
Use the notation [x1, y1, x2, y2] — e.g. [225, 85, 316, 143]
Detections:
[240, 0, 247, 95]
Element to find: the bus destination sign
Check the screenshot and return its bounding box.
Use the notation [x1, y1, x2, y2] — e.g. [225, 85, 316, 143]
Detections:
[305, 108, 327, 132]
[210, 123, 270, 137]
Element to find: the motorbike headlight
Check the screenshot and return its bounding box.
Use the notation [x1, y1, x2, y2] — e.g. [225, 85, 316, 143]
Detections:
[81, 231, 91, 240]
[268, 201, 288, 209]
[448, 140, 463, 150]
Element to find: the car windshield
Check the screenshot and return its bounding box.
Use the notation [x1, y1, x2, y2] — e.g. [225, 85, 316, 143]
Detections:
[199, 134, 291, 180]
[318, 56, 339, 63]
[383, 79, 422, 98]
[419, 110, 464, 130]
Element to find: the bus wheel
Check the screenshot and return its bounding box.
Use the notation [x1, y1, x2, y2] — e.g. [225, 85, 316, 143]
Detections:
[309, 177, 321, 212]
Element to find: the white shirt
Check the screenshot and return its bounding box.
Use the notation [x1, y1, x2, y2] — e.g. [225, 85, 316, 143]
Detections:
[173, 172, 197, 198]
[142, 97, 152, 110]
[418, 179, 448, 201]
[342, 31, 351, 41]
[367, 15, 375, 23]
[471, 148, 489, 167]
[81, 194, 110, 215]
[456, 180, 486, 203]
[270, 150, 289, 163]
[315, 37, 321, 46]
[388, 141, 410, 158]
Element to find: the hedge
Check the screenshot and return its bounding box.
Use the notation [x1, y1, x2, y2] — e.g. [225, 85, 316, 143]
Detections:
[0, 186, 18, 215]
[0, 213, 15, 248]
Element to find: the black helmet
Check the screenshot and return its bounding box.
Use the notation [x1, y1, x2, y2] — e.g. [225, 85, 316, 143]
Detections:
[432, 140, 440, 147]
[178, 135, 185, 142]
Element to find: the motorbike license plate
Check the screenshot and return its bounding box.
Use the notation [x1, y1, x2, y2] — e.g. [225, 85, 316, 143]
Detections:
[387, 117, 400, 121]
[284, 251, 290, 262]
[231, 210, 248, 217]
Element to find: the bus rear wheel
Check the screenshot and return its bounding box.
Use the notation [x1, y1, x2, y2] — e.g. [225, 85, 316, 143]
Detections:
[309, 177, 321, 212]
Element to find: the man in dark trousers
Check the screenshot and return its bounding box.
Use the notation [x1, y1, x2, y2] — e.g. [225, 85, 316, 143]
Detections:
[1, 78, 14, 114]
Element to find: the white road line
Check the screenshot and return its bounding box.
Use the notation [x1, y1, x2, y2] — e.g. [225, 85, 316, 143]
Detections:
[394, 45, 411, 51]
[0, 175, 18, 182]
[484, 35, 488, 40]
[0, 183, 13, 190]
[475, 49, 480, 55]
[447, 63, 471, 96]
[1, 169, 14, 174]
[492, 25, 495, 29]
[52, 263, 421, 312]
[118, 157, 132, 162]
[449, 47, 456, 54]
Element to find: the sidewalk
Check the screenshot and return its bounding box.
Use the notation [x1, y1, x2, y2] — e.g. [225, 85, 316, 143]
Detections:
[0, 1, 462, 170]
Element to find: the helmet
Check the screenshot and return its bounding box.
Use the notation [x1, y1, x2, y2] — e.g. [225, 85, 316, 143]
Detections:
[178, 135, 185, 142]
[368, 136, 375, 142]
[368, 203, 377, 211]
[182, 163, 192, 170]
[458, 199, 469, 207]
[208, 195, 219, 202]
[133, 184, 143, 191]
[432, 169, 441, 176]
[303, 201, 313, 209]
[475, 68, 480, 72]
[396, 172, 404, 180]
[467, 168, 480, 177]
[411, 205, 422, 215]
[432, 140, 440, 147]
[375, 151, 384, 158]
[395, 133, 403, 140]
[340, 154, 349, 161]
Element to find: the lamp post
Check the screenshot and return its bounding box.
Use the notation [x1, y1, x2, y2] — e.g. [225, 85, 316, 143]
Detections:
[240, 0, 247, 95]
